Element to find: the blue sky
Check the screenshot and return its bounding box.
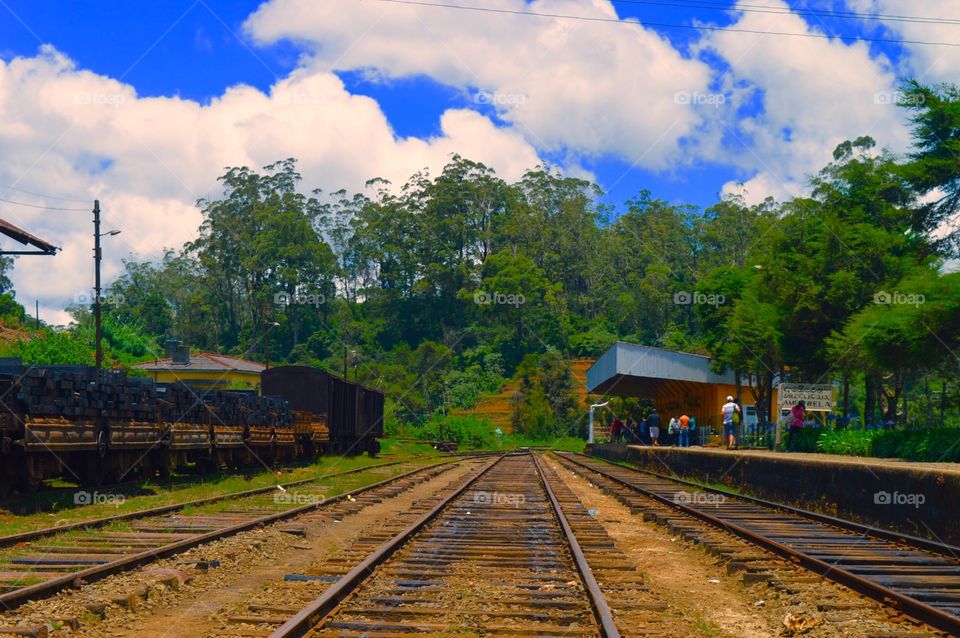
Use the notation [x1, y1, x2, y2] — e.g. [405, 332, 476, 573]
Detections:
[0, 0, 947, 319]
[0, 0, 918, 211]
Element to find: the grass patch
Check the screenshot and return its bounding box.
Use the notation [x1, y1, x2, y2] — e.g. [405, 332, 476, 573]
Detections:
[0, 441, 433, 536]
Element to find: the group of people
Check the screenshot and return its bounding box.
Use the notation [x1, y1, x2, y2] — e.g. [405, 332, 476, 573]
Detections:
[609, 409, 697, 447]
[609, 397, 813, 451]
[607, 395, 746, 449]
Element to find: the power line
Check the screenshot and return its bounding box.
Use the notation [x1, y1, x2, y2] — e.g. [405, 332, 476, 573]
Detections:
[0, 196, 89, 212]
[0, 183, 89, 204]
[370, 0, 960, 47]
[610, 0, 960, 27]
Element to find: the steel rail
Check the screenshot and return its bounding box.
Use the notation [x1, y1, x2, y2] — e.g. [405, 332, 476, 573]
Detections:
[569, 451, 960, 557]
[556, 452, 960, 636]
[268, 454, 506, 638]
[532, 453, 621, 638]
[0, 457, 464, 612]
[0, 458, 434, 549]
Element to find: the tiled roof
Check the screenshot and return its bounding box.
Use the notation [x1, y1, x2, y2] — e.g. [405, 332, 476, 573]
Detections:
[133, 352, 265, 374]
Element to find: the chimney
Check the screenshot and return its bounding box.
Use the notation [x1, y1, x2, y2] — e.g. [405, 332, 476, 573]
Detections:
[166, 339, 190, 365]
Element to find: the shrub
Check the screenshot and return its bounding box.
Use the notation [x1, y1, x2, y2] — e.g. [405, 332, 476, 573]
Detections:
[417, 414, 499, 449]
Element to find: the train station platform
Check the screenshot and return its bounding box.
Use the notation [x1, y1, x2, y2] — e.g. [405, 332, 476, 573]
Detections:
[588, 443, 960, 546]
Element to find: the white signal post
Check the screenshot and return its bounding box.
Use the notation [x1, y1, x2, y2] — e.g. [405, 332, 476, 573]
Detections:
[588, 401, 610, 444]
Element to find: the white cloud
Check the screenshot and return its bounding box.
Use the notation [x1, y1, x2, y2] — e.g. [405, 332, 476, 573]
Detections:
[244, 0, 714, 168]
[700, 0, 912, 203]
[0, 45, 541, 324]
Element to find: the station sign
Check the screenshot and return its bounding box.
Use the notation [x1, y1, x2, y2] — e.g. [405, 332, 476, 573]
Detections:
[778, 383, 836, 411]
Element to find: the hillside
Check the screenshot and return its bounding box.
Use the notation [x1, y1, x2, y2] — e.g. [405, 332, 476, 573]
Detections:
[452, 358, 595, 433]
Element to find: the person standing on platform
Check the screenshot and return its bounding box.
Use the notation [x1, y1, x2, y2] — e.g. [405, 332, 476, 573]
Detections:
[668, 416, 679, 446]
[647, 409, 661, 446]
[788, 400, 806, 451]
[678, 413, 691, 448]
[722, 396, 740, 449]
[689, 415, 697, 445]
[611, 416, 624, 443]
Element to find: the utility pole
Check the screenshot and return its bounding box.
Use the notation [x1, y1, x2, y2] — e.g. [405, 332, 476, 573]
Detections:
[93, 200, 102, 369]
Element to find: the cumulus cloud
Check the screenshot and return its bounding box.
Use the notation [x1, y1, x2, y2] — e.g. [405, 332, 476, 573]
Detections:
[244, 0, 714, 168]
[699, 0, 911, 204]
[0, 45, 541, 323]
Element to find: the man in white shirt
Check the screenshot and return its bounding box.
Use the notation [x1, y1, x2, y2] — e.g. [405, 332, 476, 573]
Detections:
[721, 396, 740, 449]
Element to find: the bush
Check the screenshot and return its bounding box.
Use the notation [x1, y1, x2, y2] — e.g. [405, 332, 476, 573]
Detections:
[816, 426, 960, 462]
[817, 428, 877, 456]
[416, 414, 499, 449]
[785, 427, 821, 452]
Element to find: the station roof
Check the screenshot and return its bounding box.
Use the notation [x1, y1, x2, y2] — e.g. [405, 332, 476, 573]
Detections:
[586, 342, 736, 397]
[0, 218, 58, 255]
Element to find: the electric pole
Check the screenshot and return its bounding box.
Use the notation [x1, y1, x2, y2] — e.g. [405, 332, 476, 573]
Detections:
[93, 200, 102, 369]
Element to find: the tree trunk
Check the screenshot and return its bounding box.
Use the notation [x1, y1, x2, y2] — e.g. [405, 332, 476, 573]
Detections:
[865, 374, 877, 428]
[842, 374, 850, 427]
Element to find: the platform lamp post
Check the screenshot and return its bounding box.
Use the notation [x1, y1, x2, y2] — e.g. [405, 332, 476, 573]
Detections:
[93, 200, 121, 369]
[588, 401, 610, 444]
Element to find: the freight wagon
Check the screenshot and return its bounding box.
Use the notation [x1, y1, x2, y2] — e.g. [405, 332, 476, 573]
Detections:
[261, 366, 384, 457]
[0, 361, 382, 496]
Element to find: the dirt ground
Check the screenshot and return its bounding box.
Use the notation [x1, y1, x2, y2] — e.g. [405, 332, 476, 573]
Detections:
[0, 462, 478, 638]
[546, 457, 938, 638]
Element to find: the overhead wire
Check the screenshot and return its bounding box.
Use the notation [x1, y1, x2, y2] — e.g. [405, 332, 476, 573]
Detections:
[609, 0, 960, 27]
[0, 196, 90, 212]
[0, 183, 89, 204]
[370, 0, 960, 47]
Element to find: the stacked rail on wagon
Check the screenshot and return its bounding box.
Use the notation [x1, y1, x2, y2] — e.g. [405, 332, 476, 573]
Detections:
[0, 362, 299, 494]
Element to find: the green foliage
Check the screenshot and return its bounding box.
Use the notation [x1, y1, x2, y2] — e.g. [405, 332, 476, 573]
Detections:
[512, 351, 580, 439]
[0, 331, 93, 365]
[0, 293, 25, 323]
[785, 427, 821, 453]
[416, 414, 499, 449]
[817, 427, 960, 462]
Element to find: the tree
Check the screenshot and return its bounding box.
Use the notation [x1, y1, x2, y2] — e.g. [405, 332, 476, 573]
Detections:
[898, 80, 960, 254]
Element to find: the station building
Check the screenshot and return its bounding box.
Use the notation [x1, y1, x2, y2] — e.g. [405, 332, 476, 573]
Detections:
[133, 340, 265, 389]
[586, 341, 780, 433]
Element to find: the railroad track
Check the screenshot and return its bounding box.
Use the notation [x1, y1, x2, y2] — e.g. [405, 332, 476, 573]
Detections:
[227, 452, 635, 638]
[0, 457, 448, 550]
[554, 451, 960, 636]
[0, 457, 466, 612]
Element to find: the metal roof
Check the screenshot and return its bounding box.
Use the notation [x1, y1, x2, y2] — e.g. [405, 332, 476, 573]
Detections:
[586, 341, 736, 397]
[0, 218, 58, 255]
[133, 352, 265, 374]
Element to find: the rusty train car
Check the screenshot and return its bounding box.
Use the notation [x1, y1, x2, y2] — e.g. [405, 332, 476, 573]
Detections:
[0, 362, 384, 495]
[261, 366, 384, 457]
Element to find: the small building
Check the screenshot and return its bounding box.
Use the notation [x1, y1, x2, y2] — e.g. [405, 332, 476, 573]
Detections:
[587, 341, 779, 433]
[133, 340, 265, 389]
